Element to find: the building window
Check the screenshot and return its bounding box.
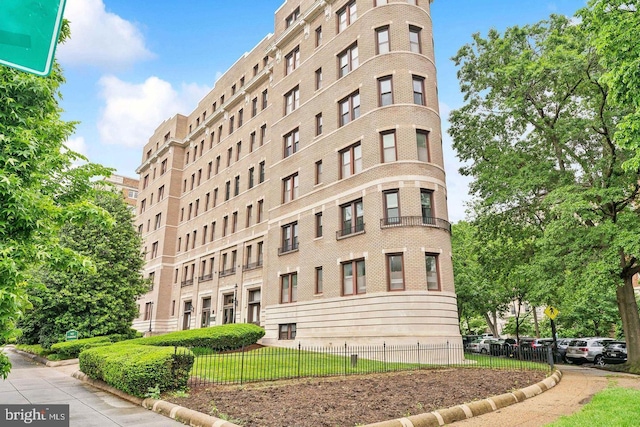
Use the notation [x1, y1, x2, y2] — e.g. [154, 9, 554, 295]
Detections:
[282, 173, 299, 203]
[315, 68, 323, 90]
[158, 185, 164, 201]
[337, 1, 357, 33]
[262, 89, 268, 110]
[417, 130, 429, 162]
[409, 25, 422, 53]
[315, 212, 323, 237]
[223, 216, 228, 237]
[342, 259, 366, 295]
[315, 26, 322, 47]
[315, 113, 323, 136]
[225, 181, 230, 201]
[341, 199, 364, 236]
[420, 189, 434, 225]
[232, 211, 238, 233]
[340, 143, 362, 178]
[285, 7, 300, 28]
[315, 160, 323, 184]
[315, 267, 323, 294]
[283, 128, 299, 158]
[215, 156, 221, 174]
[280, 222, 298, 254]
[426, 254, 440, 290]
[279, 323, 296, 340]
[388, 254, 405, 290]
[339, 91, 360, 126]
[161, 159, 167, 174]
[213, 188, 218, 207]
[280, 273, 298, 303]
[250, 132, 256, 152]
[413, 75, 425, 105]
[227, 147, 233, 167]
[384, 190, 400, 224]
[183, 301, 192, 330]
[222, 294, 234, 324]
[151, 241, 158, 258]
[246, 204, 253, 227]
[260, 124, 267, 145]
[229, 116, 234, 134]
[376, 26, 390, 54]
[259, 161, 265, 183]
[144, 302, 152, 321]
[284, 86, 300, 115]
[248, 167, 255, 189]
[234, 175, 240, 196]
[252, 98, 258, 117]
[381, 130, 397, 162]
[247, 289, 261, 324]
[253, 64, 259, 76]
[238, 109, 243, 127]
[285, 46, 300, 75]
[338, 43, 359, 77]
[258, 199, 264, 222]
[154, 213, 162, 230]
[378, 76, 393, 107]
[201, 298, 211, 327]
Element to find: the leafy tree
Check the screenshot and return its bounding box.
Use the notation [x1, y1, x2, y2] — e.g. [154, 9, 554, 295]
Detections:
[0, 22, 109, 377]
[581, 0, 640, 169]
[18, 190, 148, 347]
[449, 14, 640, 371]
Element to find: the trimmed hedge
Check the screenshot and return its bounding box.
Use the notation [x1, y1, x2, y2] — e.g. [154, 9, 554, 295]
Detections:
[121, 323, 265, 350]
[79, 345, 194, 397]
[15, 344, 52, 357]
[50, 336, 113, 359]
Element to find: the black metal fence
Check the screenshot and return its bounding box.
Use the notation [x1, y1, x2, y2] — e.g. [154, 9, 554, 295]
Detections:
[182, 342, 551, 387]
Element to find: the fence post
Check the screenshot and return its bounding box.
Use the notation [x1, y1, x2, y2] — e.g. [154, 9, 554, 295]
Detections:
[383, 342, 387, 371]
[297, 342, 301, 378]
[344, 342, 348, 375]
[240, 344, 245, 385]
[447, 341, 450, 366]
[417, 342, 421, 368]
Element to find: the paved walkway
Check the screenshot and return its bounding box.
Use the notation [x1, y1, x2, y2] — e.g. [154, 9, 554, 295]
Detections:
[0, 348, 183, 427]
[451, 365, 640, 426]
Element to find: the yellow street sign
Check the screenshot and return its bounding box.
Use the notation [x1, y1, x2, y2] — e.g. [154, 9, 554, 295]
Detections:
[544, 306, 559, 320]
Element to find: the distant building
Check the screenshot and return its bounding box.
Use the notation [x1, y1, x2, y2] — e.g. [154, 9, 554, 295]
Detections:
[103, 174, 139, 208]
[132, 0, 460, 347]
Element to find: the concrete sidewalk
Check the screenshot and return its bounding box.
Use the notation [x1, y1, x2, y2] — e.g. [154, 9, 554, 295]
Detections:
[450, 365, 640, 426]
[0, 348, 183, 427]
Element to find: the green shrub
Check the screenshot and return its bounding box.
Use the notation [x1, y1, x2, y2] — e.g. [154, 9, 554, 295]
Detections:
[50, 336, 112, 359]
[121, 324, 265, 350]
[15, 344, 51, 357]
[79, 345, 194, 397]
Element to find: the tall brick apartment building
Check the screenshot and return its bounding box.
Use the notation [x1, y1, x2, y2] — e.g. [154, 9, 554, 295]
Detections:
[133, 0, 461, 346]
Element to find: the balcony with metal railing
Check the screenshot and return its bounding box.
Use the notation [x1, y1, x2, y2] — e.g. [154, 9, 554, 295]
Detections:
[278, 242, 299, 255]
[243, 259, 264, 271]
[380, 216, 451, 233]
[218, 267, 236, 278]
[180, 279, 194, 288]
[199, 273, 214, 283]
[336, 223, 366, 239]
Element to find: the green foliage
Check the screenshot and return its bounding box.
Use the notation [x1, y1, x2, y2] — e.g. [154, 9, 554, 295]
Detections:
[122, 324, 265, 350]
[502, 316, 535, 337]
[450, 12, 640, 364]
[50, 336, 112, 359]
[17, 191, 149, 347]
[79, 344, 194, 397]
[15, 344, 52, 357]
[0, 21, 111, 377]
[144, 384, 161, 400]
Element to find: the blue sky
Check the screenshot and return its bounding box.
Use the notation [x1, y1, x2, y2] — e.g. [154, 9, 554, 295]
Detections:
[56, 0, 587, 222]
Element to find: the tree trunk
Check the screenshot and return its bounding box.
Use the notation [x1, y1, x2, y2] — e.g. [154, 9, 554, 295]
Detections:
[533, 306, 540, 338]
[617, 275, 640, 372]
[483, 312, 499, 337]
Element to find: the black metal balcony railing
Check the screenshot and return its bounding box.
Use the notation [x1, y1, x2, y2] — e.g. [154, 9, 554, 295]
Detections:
[218, 267, 236, 278]
[336, 222, 365, 239]
[180, 279, 193, 288]
[278, 241, 299, 255]
[199, 274, 213, 283]
[380, 216, 452, 233]
[243, 259, 264, 271]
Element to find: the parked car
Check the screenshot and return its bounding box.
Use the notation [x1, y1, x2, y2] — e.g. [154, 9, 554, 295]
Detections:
[601, 341, 627, 365]
[565, 338, 614, 365]
[520, 338, 553, 349]
[556, 338, 575, 363]
[462, 335, 481, 350]
[467, 338, 494, 354]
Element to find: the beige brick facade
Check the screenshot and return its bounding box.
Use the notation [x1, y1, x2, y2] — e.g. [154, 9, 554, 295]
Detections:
[133, 0, 461, 346]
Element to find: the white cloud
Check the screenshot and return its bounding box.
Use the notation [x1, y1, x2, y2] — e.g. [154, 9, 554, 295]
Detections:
[58, 0, 153, 69]
[65, 136, 87, 156]
[97, 76, 211, 148]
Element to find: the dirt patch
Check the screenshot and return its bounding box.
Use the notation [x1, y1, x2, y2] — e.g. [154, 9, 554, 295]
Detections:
[163, 368, 546, 427]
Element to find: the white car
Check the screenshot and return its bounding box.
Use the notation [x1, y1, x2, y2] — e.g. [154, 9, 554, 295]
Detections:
[565, 338, 614, 365]
[467, 338, 494, 354]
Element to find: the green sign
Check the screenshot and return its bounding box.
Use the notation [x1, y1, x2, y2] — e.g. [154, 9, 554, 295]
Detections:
[65, 330, 78, 341]
[0, 0, 67, 76]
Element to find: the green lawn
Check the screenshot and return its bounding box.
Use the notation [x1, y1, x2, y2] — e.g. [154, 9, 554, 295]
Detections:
[545, 387, 640, 427]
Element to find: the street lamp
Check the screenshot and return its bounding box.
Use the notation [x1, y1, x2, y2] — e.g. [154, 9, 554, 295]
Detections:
[232, 284, 238, 324]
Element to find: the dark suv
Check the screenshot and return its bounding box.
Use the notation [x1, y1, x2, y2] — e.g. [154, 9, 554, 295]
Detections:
[601, 341, 627, 365]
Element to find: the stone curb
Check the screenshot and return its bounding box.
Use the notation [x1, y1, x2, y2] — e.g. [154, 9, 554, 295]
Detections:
[8, 348, 239, 427]
[361, 370, 563, 427]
